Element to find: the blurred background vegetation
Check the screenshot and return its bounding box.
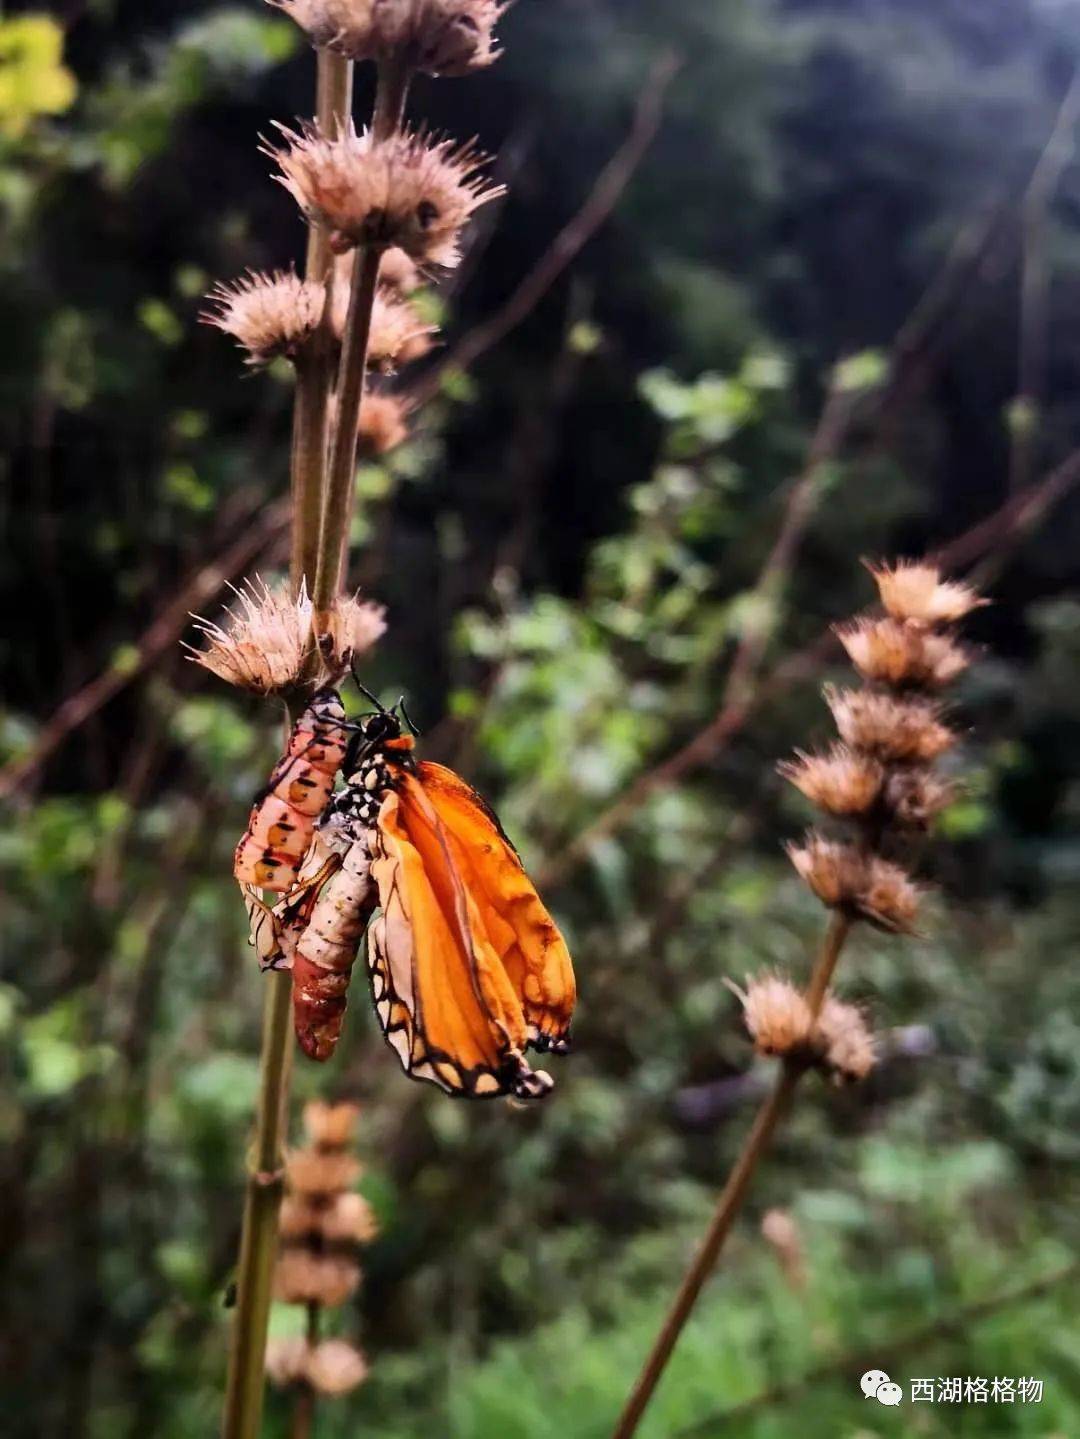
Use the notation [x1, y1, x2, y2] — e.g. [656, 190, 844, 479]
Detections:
[3, 0, 1080, 1435]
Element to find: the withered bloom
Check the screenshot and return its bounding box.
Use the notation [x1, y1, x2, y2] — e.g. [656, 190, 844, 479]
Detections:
[866, 559, 985, 628]
[266, 121, 504, 264]
[736, 975, 814, 1059]
[836, 617, 969, 690]
[202, 269, 325, 365]
[186, 580, 384, 694]
[358, 391, 410, 455]
[815, 995, 876, 1083]
[778, 744, 883, 816]
[786, 834, 920, 935]
[823, 685, 955, 764]
[271, 0, 505, 77]
[332, 272, 436, 367]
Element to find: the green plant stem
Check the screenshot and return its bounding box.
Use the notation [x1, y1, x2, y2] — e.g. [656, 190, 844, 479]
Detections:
[610, 911, 854, 1439]
[221, 968, 295, 1439]
[312, 58, 412, 627]
[291, 51, 354, 597]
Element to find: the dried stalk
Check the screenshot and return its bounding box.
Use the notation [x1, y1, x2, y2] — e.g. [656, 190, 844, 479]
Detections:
[610, 914, 851, 1439]
[221, 50, 354, 1439]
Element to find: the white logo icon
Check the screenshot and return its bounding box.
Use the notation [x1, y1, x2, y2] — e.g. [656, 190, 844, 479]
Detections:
[861, 1369, 903, 1406]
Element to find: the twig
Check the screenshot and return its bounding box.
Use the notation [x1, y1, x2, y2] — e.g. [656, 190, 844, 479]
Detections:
[0, 495, 289, 801]
[1010, 70, 1080, 494]
[540, 442, 1080, 890]
[407, 51, 681, 409]
[611, 914, 852, 1439]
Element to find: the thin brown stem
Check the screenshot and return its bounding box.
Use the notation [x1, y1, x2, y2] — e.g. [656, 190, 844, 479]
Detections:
[221, 969, 294, 1439]
[313, 242, 384, 619]
[610, 915, 854, 1439]
[291, 51, 354, 598]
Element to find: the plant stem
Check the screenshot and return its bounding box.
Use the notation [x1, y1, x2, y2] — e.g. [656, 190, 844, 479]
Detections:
[223, 51, 354, 1439]
[221, 968, 295, 1439]
[610, 911, 854, 1439]
[291, 51, 354, 597]
[289, 1304, 322, 1439]
[311, 59, 412, 627]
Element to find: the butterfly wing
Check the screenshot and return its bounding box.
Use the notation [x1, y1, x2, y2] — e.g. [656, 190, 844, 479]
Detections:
[413, 761, 576, 1052]
[367, 779, 552, 1099]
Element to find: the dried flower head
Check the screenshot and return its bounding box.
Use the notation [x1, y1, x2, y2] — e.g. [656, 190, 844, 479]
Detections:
[320, 1190, 379, 1243]
[303, 1099, 361, 1147]
[273, 1250, 362, 1306]
[286, 1147, 362, 1196]
[265, 1335, 309, 1387]
[332, 272, 435, 366]
[823, 685, 955, 764]
[305, 1338, 369, 1396]
[379, 245, 422, 293]
[882, 767, 957, 828]
[358, 391, 410, 455]
[267, 122, 503, 264]
[778, 744, 883, 816]
[202, 269, 325, 365]
[836, 617, 969, 690]
[760, 1208, 807, 1290]
[186, 577, 311, 694]
[815, 995, 876, 1083]
[786, 832, 920, 934]
[271, 0, 504, 76]
[866, 559, 985, 627]
[187, 580, 384, 692]
[736, 974, 814, 1058]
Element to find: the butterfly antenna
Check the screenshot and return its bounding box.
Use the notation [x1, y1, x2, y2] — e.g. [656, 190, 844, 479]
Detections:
[350, 665, 389, 714]
[399, 697, 422, 736]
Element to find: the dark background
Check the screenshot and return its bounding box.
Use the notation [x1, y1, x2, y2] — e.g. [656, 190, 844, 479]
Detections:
[2, 1, 1080, 1435]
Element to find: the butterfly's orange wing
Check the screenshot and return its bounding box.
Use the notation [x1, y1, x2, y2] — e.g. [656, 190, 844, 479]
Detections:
[413, 762, 576, 1052]
[367, 778, 553, 1099]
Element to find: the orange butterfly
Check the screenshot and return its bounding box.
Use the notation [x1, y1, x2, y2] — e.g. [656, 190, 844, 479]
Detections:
[264, 691, 576, 1100]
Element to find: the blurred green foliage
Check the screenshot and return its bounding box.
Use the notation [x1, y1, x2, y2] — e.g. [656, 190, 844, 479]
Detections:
[4, 1, 1080, 1436]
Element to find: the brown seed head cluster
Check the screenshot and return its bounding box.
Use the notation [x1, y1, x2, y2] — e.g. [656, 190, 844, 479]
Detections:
[358, 391, 411, 456]
[735, 972, 878, 1084]
[202, 269, 324, 365]
[186, 578, 385, 694]
[786, 833, 920, 934]
[332, 272, 435, 367]
[780, 558, 982, 938]
[760, 1208, 807, 1291]
[269, 1101, 376, 1390]
[266, 1335, 368, 1396]
[271, 0, 505, 76]
[267, 122, 503, 264]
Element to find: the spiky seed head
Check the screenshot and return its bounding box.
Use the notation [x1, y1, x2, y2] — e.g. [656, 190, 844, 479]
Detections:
[883, 768, 957, 829]
[835, 617, 969, 690]
[265, 1335, 309, 1387]
[778, 744, 883, 816]
[358, 391, 410, 456]
[302, 1099, 362, 1148]
[331, 267, 435, 366]
[267, 122, 504, 264]
[305, 1339, 369, 1396]
[186, 577, 311, 694]
[270, 0, 505, 77]
[866, 559, 985, 627]
[186, 580, 383, 693]
[285, 1148, 362, 1196]
[860, 853, 921, 934]
[273, 1250, 362, 1306]
[823, 685, 956, 763]
[738, 974, 815, 1058]
[202, 269, 324, 365]
[815, 995, 876, 1083]
[320, 1190, 380, 1243]
[786, 832, 920, 934]
[379, 245, 422, 292]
